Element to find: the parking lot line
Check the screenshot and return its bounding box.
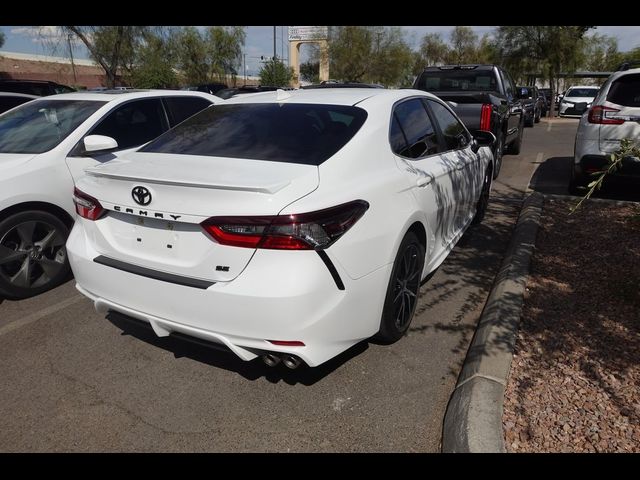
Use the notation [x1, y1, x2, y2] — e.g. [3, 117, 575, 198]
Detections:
[0, 294, 84, 337]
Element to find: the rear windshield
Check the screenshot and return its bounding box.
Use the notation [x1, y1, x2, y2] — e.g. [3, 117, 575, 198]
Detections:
[566, 88, 599, 98]
[141, 103, 368, 165]
[416, 70, 497, 92]
[607, 74, 640, 107]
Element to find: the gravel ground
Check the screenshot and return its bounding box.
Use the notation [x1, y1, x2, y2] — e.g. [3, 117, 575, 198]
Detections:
[503, 197, 640, 453]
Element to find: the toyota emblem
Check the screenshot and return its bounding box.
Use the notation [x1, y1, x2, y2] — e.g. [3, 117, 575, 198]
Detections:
[131, 186, 152, 206]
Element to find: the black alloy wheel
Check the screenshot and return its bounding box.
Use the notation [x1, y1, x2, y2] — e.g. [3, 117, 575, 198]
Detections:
[472, 166, 493, 225]
[0, 211, 70, 299]
[376, 231, 425, 343]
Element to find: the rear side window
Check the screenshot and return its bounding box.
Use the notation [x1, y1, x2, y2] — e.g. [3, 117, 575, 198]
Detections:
[164, 96, 212, 126]
[607, 74, 640, 107]
[426, 100, 469, 151]
[141, 103, 368, 166]
[390, 98, 439, 159]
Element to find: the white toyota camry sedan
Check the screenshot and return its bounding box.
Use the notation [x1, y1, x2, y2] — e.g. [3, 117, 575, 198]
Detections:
[67, 88, 495, 368]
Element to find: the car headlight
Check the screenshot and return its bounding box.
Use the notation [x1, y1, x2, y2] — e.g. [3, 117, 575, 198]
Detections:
[562, 100, 574, 106]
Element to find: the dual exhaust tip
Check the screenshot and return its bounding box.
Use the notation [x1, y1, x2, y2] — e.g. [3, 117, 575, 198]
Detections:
[262, 353, 303, 369]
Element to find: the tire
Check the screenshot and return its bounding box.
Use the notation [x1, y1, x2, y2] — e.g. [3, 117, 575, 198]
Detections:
[472, 165, 493, 225]
[375, 231, 425, 344]
[507, 123, 523, 156]
[525, 114, 534, 127]
[0, 210, 70, 299]
[491, 130, 504, 180]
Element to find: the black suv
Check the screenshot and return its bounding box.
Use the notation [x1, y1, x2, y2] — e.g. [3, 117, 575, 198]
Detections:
[0, 79, 75, 96]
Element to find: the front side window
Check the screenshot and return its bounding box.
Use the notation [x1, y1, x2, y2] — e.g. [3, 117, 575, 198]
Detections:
[390, 98, 439, 159]
[0, 99, 105, 154]
[141, 103, 367, 166]
[90, 98, 167, 150]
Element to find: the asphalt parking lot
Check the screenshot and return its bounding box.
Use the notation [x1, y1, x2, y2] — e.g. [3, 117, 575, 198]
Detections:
[0, 118, 583, 452]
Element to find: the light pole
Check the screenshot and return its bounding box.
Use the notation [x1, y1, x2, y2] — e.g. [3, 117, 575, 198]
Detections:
[244, 53, 247, 83]
[273, 26, 277, 61]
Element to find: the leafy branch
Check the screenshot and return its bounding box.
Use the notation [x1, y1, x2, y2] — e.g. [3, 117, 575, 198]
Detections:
[571, 138, 640, 213]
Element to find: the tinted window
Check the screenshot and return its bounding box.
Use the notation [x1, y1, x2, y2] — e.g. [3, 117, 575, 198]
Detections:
[390, 98, 439, 159]
[416, 70, 497, 92]
[54, 84, 75, 94]
[565, 88, 599, 98]
[90, 98, 167, 150]
[0, 99, 105, 154]
[607, 74, 640, 107]
[141, 103, 367, 166]
[427, 100, 469, 151]
[0, 96, 32, 114]
[502, 71, 515, 98]
[0, 82, 49, 96]
[164, 96, 212, 126]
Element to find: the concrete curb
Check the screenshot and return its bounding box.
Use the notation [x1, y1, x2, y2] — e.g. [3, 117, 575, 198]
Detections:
[442, 192, 544, 453]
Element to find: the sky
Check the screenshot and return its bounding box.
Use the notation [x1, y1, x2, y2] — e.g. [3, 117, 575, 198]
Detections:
[2, 26, 639, 77]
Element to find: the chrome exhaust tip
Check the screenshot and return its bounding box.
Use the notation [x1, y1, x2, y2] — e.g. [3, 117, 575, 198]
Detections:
[262, 353, 281, 367]
[282, 354, 302, 370]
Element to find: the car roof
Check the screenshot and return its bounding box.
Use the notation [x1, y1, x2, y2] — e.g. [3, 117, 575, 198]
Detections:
[566, 85, 599, 90]
[37, 89, 219, 102]
[0, 79, 62, 85]
[222, 88, 438, 107]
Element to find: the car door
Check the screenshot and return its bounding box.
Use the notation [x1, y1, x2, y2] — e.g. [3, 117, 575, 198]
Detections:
[65, 98, 169, 182]
[425, 99, 480, 232]
[390, 97, 457, 261]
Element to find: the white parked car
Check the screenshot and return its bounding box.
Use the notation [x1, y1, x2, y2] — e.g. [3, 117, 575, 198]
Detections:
[67, 88, 495, 369]
[558, 86, 600, 118]
[0, 90, 220, 299]
[571, 66, 640, 193]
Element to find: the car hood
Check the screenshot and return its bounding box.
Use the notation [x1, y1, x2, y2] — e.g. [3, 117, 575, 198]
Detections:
[0, 153, 37, 172]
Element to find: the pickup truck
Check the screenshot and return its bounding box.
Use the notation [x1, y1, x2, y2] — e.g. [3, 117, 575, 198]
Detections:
[413, 64, 525, 179]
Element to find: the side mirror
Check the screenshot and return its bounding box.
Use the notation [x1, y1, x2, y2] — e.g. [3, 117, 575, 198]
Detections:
[471, 130, 496, 153]
[83, 135, 118, 154]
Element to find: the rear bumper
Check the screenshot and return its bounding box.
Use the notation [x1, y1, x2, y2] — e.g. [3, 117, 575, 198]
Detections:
[573, 154, 640, 185]
[67, 223, 392, 367]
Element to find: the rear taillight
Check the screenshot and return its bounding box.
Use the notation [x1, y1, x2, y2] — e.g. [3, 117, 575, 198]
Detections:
[588, 105, 625, 125]
[201, 200, 369, 250]
[480, 103, 492, 131]
[73, 187, 106, 221]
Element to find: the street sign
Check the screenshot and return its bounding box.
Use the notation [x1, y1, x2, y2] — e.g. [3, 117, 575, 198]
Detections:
[288, 26, 328, 42]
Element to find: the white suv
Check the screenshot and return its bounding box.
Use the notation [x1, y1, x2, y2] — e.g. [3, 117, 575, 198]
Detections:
[0, 90, 220, 299]
[558, 85, 599, 118]
[571, 66, 640, 193]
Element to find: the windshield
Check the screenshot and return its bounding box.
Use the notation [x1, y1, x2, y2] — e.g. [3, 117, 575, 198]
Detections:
[566, 88, 599, 98]
[0, 99, 105, 154]
[416, 70, 497, 92]
[141, 103, 368, 166]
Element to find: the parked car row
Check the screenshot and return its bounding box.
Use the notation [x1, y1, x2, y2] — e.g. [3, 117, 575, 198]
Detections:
[0, 82, 496, 369]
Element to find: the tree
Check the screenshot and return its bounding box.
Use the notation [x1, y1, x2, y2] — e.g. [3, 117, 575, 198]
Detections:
[299, 60, 320, 83]
[259, 58, 293, 87]
[413, 33, 449, 75]
[205, 26, 245, 84]
[446, 26, 478, 64]
[174, 26, 245, 85]
[129, 27, 178, 89]
[0, 31, 5, 49]
[493, 26, 595, 112]
[580, 33, 622, 74]
[63, 26, 146, 88]
[328, 26, 413, 86]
